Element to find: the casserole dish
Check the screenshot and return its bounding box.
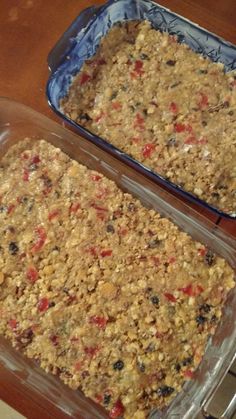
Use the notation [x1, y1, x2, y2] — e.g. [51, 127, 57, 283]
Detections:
[0, 97, 235, 418]
[46, 0, 236, 220]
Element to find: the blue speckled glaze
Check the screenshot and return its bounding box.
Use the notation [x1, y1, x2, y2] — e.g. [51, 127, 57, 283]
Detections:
[47, 0, 236, 220]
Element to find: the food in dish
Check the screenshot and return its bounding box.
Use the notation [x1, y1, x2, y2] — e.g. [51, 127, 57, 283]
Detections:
[61, 21, 236, 216]
[0, 139, 234, 418]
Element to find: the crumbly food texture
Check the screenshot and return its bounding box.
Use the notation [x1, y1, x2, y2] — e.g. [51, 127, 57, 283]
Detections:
[0, 139, 234, 419]
[61, 21, 236, 215]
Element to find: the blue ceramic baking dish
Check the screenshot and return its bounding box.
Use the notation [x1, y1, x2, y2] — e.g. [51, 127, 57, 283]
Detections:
[46, 0, 236, 220]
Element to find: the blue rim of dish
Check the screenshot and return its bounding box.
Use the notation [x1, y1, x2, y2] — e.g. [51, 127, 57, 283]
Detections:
[46, 0, 236, 220]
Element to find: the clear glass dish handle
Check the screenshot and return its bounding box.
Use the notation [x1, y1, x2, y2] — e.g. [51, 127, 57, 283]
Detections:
[201, 386, 236, 419]
[47, 5, 99, 73]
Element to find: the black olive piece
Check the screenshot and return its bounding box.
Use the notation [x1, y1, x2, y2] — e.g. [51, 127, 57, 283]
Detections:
[16, 328, 34, 348]
[9, 242, 19, 255]
[143, 109, 148, 116]
[211, 192, 220, 199]
[63, 287, 70, 295]
[113, 360, 124, 371]
[150, 296, 159, 306]
[49, 301, 56, 308]
[29, 163, 38, 172]
[182, 356, 193, 366]
[170, 81, 181, 88]
[79, 113, 92, 121]
[167, 137, 177, 147]
[166, 60, 176, 66]
[146, 287, 153, 293]
[110, 91, 118, 100]
[21, 196, 28, 204]
[148, 239, 160, 249]
[157, 386, 175, 397]
[103, 394, 111, 405]
[204, 250, 215, 266]
[146, 342, 155, 353]
[175, 363, 181, 372]
[140, 53, 149, 60]
[53, 246, 60, 251]
[228, 110, 234, 116]
[198, 69, 208, 74]
[210, 315, 218, 323]
[106, 224, 115, 233]
[202, 120, 208, 127]
[128, 202, 136, 212]
[199, 303, 211, 313]
[137, 362, 146, 372]
[196, 315, 207, 325]
[0, 206, 7, 213]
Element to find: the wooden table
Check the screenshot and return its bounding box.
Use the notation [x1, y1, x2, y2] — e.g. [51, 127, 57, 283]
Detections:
[0, 1, 236, 418]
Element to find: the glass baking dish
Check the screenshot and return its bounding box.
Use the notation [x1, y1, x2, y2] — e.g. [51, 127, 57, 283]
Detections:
[46, 0, 236, 221]
[0, 97, 235, 419]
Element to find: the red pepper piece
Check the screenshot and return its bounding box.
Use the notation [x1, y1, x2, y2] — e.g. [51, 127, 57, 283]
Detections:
[134, 113, 145, 130]
[7, 204, 15, 215]
[84, 346, 99, 358]
[48, 209, 60, 221]
[198, 247, 207, 257]
[74, 361, 82, 371]
[89, 315, 107, 329]
[164, 293, 177, 302]
[94, 112, 105, 123]
[26, 266, 39, 284]
[179, 284, 204, 297]
[131, 137, 140, 144]
[175, 122, 193, 134]
[118, 227, 128, 236]
[100, 249, 112, 257]
[31, 226, 46, 253]
[21, 152, 29, 160]
[142, 143, 156, 158]
[168, 256, 176, 264]
[80, 72, 91, 85]
[183, 370, 194, 379]
[38, 297, 49, 312]
[23, 169, 29, 181]
[179, 284, 194, 296]
[31, 155, 40, 165]
[50, 335, 59, 346]
[109, 399, 125, 418]
[88, 58, 106, 67]
[69, 202, 81, 214]
[8, 319, 18, 330]
[112, 101, 122, 110]
[184, 135, 197, 145]
[198, 137, 208, 145]
[151, 256, 160, 266]
[198, 92, 209, 109]
[196, 285, 204, 295]
[87, 246, 98, 257]
[96, 187, 109, 200]
[91, 174, 102, 182]
[169, 102, 178, 113]
[91, 203, 108, 212]
[134, 60, 144, 76]
[70, 336, 79, 343]
[174, 123, 186, 133]
[95, 394, 103, 403]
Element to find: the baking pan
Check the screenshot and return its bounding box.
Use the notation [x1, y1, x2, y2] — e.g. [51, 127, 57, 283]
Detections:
[0, 97, 235, 418]
[46, 0, 236, 220]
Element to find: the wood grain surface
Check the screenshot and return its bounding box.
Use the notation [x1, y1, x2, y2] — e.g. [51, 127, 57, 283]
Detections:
[0, 1, 236, 417]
